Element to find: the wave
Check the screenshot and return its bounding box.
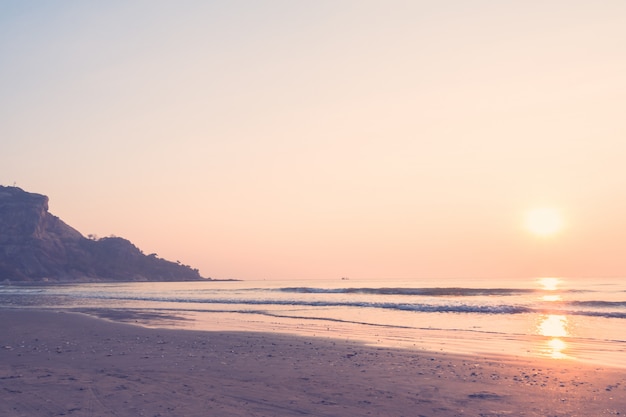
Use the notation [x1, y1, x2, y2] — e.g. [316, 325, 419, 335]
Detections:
[82, 292, 533, 313]
[569, 310, 626, 319]
[570, 300, 626, 308]
[150, 298, 626, 319]
[79, 293, 626, 319]
[275, 286, 585, 297]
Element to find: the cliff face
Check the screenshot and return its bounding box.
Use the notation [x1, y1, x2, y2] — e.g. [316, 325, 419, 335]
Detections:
[0, 186, 207, 282]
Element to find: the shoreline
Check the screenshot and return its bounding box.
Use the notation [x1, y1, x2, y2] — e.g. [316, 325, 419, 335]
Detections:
[3, 278, 625, 371]
[5, 304, 626, 369]
[70, 306, 626, 369]
[2, 309, 625, 416]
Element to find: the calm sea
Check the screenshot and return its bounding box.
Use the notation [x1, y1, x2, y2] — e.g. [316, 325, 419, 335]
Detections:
[1, 277, 625, 367]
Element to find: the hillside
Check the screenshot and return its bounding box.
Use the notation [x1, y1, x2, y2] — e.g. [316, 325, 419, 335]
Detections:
[0, 186, 207, 282]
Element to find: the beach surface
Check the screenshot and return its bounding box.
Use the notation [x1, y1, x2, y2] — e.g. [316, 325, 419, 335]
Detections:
[1, 309, 624, 416]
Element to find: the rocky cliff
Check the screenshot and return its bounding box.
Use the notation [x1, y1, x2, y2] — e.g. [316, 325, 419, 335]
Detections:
[0, 186, 207, 282]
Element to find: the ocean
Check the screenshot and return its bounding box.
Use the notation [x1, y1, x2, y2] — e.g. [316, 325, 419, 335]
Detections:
[1, 277, 625, 367]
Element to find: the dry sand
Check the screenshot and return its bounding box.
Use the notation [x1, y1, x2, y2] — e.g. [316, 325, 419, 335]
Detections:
[1, 309, 624, 416]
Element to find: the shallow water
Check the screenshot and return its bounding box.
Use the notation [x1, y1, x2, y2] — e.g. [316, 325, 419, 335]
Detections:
[1, 277, 625, 367]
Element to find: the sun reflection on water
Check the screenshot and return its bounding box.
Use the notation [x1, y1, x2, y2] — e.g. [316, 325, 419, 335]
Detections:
[545, 337, 567, 359]
[535, 278, 571, 359]
[538, 314, 568, 338]
[537, 314, 569, 359]
[541, 294, 562, 302]
[538, 277, 561, 291]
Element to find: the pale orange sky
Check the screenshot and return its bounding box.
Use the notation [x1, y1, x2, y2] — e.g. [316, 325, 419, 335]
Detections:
[2, 1, 625, 280]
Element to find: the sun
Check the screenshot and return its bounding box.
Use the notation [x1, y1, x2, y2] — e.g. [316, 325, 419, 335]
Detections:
[525, 207, 563, 237]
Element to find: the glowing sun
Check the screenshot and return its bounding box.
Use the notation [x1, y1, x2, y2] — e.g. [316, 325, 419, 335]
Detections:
[525, 208, 563, 237]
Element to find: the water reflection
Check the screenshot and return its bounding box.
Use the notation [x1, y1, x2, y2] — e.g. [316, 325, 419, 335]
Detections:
[538, 314, 568, 337]
[537, 314, 569, 359]
[535, 278, 570, 359]
[546, 337, 567, 359]
[538, 277, 561, 291]
[538, 278, 562, 303]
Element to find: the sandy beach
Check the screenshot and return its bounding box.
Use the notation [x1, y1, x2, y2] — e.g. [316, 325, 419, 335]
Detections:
[1, 309, 624, 416]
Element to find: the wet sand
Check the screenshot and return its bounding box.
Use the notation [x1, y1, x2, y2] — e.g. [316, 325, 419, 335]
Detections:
[1, 309, 624, 416]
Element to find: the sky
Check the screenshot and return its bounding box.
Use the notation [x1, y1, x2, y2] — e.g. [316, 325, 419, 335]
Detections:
[1, 1, 625, 280]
